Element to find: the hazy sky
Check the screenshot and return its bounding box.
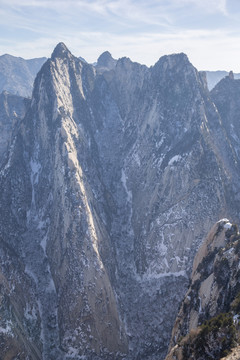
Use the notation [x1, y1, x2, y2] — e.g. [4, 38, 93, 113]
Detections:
[0, 0, 240, 71]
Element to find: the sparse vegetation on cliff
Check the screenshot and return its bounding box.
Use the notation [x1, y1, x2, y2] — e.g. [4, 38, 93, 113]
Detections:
[177, 312, 238, 360]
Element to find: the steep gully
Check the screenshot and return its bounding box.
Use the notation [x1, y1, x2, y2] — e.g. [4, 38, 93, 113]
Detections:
[0, 43, 240, 359]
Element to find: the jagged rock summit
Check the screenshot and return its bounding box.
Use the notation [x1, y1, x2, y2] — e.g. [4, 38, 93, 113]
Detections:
[96, 50, 117, 72]
[51, 42, 73, 59]
[97, 51, 114, 65]
[229, 70, 234, 79]
[1, 43, 240, 359]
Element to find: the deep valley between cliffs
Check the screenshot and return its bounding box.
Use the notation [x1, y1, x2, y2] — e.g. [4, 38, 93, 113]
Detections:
[1, 43, 240, 359]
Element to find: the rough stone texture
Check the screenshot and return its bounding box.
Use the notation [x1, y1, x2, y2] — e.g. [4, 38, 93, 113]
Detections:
[0, 240, 42, 360]
[211, 73, 240, 164]
[96, 51, 117, 73]
[0, 91, 28, 162]
[222, 346, 240, 360]
[1, 43, 240, 359]
[166, 219, 240, 360]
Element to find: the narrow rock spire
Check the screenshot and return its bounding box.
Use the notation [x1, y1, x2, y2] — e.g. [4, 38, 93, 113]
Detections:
[51, 42, 71, 60]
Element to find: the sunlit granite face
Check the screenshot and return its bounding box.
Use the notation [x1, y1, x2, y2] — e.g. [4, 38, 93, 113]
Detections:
[0, 43, 240, 359]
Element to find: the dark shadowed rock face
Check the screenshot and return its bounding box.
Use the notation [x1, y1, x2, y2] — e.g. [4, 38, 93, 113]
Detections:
[211, 74, 240, 160]
[0, 91, 28, 160]
[1, 43, 240, 359]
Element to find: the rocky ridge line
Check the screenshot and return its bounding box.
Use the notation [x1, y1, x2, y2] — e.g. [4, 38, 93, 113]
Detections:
[1, 43, 240, 359]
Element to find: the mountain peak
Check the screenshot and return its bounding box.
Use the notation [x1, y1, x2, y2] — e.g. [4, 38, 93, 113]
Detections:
[155, 52, 190, 69]
[97, 51, 116, 70]
[51, 42, 71, 60]
[229, 70, 234, 79]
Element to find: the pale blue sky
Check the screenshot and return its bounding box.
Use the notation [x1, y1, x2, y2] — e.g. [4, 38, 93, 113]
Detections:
[0, 0, 240, 71]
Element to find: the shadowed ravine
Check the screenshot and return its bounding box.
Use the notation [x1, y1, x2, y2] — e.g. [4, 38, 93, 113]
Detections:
[0, 43, 240, 359]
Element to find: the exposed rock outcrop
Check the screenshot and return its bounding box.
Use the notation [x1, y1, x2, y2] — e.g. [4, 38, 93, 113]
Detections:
[96, 51, 117, 73]
[0, 90, 28, 161]
[205, 70, 240, 90]
[1, 43, 240, 359]
[166, 219, 240, 360]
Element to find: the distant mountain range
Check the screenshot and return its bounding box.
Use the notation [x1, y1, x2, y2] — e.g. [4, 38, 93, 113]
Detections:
[0, 54, 46, 97]
[205, 70, 240, 90]
[0, 51, 238, 98]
